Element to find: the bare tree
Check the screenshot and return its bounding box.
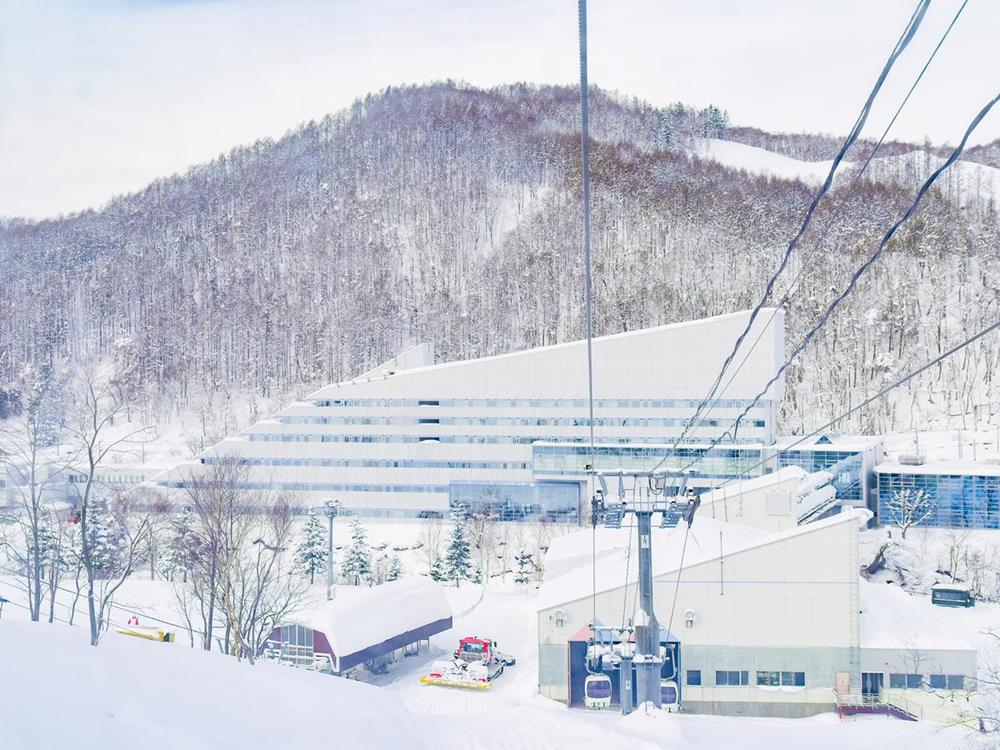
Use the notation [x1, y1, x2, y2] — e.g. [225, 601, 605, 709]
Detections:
[218, 500, 307, 663]
[179, 458, 251, 651]
[0, 370, 74, 621]
[64, 373, 151, 645]
[886, 488, 932, 540]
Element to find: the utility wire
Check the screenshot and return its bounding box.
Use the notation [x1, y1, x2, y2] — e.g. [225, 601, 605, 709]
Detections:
[579, 0, 600, 640]
[675, 91, 1000, 477]
[660, 316, 1000, 635]
[0, 564, 195, 634]
[661, 0, 971, 451]
[712, 317, 1000, 493]
[649, 0, 931, 474]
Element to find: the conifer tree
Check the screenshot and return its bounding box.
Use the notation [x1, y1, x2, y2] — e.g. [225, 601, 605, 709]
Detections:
[162, 506, 201, 582]
[386, 554, 403, 582]
[84, 503, 126, 580]
[340, 518, 371, 586]
[514, 549, 533, 585]
[294, 510, 328, 584]
[444, 504, 471, 586]
[429, 555, 445, 583]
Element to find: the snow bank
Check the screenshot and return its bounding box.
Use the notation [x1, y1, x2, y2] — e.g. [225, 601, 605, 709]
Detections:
[0, 620, 425, 750]
[860, 579, 974, 651]
[294, 577, 451, 658]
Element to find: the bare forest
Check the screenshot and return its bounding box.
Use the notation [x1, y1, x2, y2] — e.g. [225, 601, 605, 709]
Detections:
[1, 82, 997, 438]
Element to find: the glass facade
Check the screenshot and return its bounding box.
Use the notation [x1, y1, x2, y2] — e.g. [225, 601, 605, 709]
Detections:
[200, 456, 530, 471]
[532, 444, 765, 481]
[448, 480, 581, 522]
[877, 470, 1000, 529]
[779, 450, 866, 503]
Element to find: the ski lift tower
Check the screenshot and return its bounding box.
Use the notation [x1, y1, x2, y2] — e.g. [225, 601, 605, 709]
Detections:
[590, 470, 699, 713]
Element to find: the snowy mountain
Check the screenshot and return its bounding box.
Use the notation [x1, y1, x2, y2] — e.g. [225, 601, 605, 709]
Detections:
[0, 82, 997, 440]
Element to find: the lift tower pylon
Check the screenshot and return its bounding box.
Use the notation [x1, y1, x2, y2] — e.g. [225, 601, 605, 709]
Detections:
[590, 471, 699, 714]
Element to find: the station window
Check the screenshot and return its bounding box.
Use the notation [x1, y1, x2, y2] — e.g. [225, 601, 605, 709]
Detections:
[757, 671, 805, 687]
[889, 673, 923, 689]
[686, 670, 702, 686]
[715, 670, 749, 686]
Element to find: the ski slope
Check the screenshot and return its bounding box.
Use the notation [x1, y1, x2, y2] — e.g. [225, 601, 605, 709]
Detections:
[692, 138, 849, 185]
[692, 138, 1000, 207]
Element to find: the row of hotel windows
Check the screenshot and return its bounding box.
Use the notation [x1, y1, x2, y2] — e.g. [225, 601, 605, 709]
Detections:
[200, 457, 531, 471]
[685, 670, 806, 687]
[278, 416, 768, 428]
[245, 434, 765, 445]
[166, 480, 450, 493]
[312, 398, 771, 409]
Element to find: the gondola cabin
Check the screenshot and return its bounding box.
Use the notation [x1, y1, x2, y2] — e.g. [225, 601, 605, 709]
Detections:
[583, 674, 613, 709]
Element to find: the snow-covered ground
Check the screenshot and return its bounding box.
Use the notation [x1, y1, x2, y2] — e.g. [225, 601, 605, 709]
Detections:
[0, 571, 991, 749]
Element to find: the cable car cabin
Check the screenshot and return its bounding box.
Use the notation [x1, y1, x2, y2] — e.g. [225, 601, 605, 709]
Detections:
[567, 623, 681, 710]
[660, 680, 679, 712]
[584, 674, 613, 709]
[931, 583, 975, 608]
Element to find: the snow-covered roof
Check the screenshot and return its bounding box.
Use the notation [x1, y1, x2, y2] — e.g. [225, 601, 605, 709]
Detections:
[859, 580, 974, 651]
[303, 308, 781, 394]
[698, 465, 806, 504]
[876, 461, 1000, 477]
[290, 577, 451, 658]
[774, 434, 882, 452]
[536, 508, 870, 612]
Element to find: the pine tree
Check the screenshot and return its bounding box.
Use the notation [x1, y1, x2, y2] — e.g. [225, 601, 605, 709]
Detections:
[340, 518, 371, 586]
[162, 506, 201, 582]
[294, 510, 328, 584]
[84, 504, 126, 580]
[514, 549, 533, 585]
[444, 504, 471, 586]
[429, 555, 445, 582]
[386, 554, 403, 582]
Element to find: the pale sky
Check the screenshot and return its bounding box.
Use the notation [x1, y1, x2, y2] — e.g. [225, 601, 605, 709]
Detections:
[1, 0, 997, 219]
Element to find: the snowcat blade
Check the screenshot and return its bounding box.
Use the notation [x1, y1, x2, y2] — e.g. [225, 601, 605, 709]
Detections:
[419, 674, 491, 690]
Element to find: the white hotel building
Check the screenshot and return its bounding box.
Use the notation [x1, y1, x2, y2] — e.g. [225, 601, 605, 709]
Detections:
[157, 310, 786, 519]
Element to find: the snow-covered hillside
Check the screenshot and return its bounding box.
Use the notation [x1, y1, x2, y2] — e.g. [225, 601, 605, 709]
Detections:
[0, 619, 423, 749]
[0, 582, 989, 750]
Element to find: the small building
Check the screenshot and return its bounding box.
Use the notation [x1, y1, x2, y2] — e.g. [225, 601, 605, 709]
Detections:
[537, 504, 976, 722]
[876, 460, 1000, 529]
[266, 577, 452, 675]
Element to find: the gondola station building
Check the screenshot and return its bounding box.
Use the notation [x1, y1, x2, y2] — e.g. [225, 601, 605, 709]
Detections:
[535, 472, 977, 723]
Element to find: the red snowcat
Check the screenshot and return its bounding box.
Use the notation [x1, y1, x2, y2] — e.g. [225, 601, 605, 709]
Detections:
[419, 636, 516, 689]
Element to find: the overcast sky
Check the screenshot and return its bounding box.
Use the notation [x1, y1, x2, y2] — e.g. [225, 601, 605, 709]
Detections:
[1, 0, 996, 219]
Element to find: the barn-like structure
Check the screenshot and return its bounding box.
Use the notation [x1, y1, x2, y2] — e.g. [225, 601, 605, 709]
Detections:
[266, 577, 452, 675]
